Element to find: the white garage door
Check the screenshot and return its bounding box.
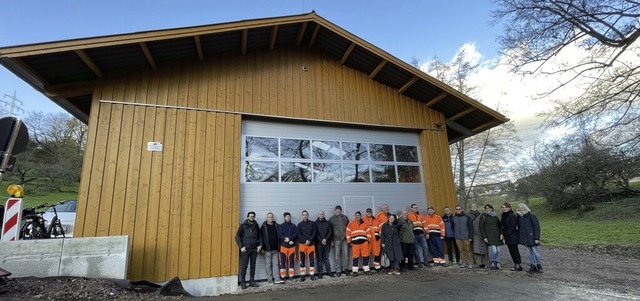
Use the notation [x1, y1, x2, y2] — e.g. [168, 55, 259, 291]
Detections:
[239, 119, 427, 280]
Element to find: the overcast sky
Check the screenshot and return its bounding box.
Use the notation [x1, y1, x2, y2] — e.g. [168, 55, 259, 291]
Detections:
[0, 0, 578, 147]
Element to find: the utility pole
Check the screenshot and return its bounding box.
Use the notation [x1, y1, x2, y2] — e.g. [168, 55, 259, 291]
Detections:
[1, 91, 25, 117]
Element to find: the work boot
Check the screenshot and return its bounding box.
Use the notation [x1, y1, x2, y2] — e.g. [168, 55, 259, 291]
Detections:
[240, 281, 247, 290]
[364, 270, 371, 275]
[329, 272, 336, 278]
[352, 271, 358, 277]
[537, 264, 543, 273]
[317, 274, 323, 279]
[300, 275, 306, 282]
[249, 279, 258, 287]
[310, 275, 316, 280]
[527, 264, 537, 273]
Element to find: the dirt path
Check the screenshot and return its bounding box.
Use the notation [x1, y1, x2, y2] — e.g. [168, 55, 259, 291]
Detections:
[1, 246, 639, 300]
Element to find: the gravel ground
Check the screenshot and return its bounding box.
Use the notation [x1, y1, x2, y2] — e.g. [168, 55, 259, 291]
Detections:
[1, 245, 639, 300]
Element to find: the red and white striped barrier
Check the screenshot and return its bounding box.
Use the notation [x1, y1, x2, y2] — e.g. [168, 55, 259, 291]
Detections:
[1, 198, 22, 242]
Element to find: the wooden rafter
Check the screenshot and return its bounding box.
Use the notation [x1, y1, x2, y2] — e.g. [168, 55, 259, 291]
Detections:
[340, 42, 356, 64]
[194, 35, 204, 61]
[44, 81, 94, 98]
[296, 22, 308, 46]
[369, 60, 387, 79]
[241, 29, 248, 54]
[472, 120, 502, 132]
[269, 25, 279, 50]
[450, 107, 476, 121]
[139, 42, 157, 69]
[308, 24, 320, 48]
[74, 50, 103, 78]
[11, 58, 50, 86]
[425, 92, 448, 107]
[398, 76, 418, 94]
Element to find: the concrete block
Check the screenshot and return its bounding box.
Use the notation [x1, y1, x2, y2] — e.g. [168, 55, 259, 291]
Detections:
[181, 275, 238, 297]
[0, 239, 64, 277]
[59, 236, 129, 279]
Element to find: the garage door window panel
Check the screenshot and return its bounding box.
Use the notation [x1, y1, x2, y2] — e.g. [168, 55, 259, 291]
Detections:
[281, 139, 311, 159]
[313, 163, 342, 183]
[245, 136, 279, 158]
[245, 161, 279, 182]
[370, 144, 394, 162]
[395, 145, 418, 162]
[343, 164, 370, 182]
[312, 140, 342, 160]
[398, 165, 421, 183]
[281, 162, 312, 182]
[371, 164, 397, 183]
[342, 142, 369, 161]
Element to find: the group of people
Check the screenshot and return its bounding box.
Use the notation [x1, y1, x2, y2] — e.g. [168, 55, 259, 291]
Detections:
[235, 202, 542, 289]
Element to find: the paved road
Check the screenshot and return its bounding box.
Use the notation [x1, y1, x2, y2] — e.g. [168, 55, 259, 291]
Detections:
[206, 274, 639, 301]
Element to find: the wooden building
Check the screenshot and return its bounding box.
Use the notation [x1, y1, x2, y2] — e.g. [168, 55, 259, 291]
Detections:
[0, 13, 507, 291]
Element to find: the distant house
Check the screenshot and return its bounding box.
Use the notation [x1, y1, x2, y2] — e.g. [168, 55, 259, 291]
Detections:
[0, 13, 507, 293]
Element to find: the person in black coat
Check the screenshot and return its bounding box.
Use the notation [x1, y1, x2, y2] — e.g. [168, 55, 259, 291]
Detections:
[501, 202, 522, 271]
[516, 203, 543, 273]
[381, 214, 403, 275]
[315, 210, 335, 278]
[235, 211, 262, 289]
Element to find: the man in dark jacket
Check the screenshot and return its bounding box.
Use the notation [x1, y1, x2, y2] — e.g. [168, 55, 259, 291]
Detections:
[315, 210, 335, 278]
[452, 205, 474, 268]
[297, 210, 317, 281]
[260, 212, 284, 284]
[442, 206, 460, 264]
[278, 212, 298, 280]
[235, 211, 262, 289]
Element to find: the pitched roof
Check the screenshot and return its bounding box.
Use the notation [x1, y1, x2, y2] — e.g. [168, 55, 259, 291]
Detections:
[0, 12, 507, 143]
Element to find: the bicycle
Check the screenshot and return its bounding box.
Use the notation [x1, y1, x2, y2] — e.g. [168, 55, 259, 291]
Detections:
[19, 201, 66, 239]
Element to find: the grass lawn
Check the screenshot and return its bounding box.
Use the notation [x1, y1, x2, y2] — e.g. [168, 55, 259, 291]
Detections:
[1, 183, 78, 210]
[466, 195, 640, 247]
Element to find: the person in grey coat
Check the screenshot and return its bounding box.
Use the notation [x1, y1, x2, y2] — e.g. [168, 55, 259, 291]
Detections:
[468, 203, 488, 268]
[380, 214, 403, 275]
[517, 203, 543, 273]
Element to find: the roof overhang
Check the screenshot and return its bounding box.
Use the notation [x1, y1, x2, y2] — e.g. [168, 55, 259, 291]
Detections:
[0, 12, 508, 144]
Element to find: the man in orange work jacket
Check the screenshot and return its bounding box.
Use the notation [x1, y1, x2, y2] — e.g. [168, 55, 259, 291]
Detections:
[408, 203, 430, 267]
[374, 204, 391, 271]
[425, 205, 446, 266]
[346, 211, 371, 276]
[363, 208, 381, 272]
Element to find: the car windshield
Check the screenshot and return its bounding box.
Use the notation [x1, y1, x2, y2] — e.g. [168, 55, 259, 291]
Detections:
[47, 200, 77, 212]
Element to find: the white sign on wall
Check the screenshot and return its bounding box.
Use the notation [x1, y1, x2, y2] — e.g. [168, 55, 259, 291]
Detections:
[147, 142, 163, 152]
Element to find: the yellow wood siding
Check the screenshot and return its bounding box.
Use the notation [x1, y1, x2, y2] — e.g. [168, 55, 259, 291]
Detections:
[76, 46, 454, 281]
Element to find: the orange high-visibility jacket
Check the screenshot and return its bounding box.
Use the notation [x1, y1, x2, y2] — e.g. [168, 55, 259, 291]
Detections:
[346, 219, 371, 245]
[363, 215, 380, 239]
[375, 211, 389, 227]
[424, 214, 445, 236]
[408, 211, 426, 235]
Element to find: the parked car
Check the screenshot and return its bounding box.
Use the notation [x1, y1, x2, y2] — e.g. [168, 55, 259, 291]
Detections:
[43, 200, 76, 237]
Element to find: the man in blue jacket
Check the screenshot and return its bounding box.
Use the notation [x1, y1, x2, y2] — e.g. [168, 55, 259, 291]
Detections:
[278, 212, 298, 281]
[235, 211, 262, 289]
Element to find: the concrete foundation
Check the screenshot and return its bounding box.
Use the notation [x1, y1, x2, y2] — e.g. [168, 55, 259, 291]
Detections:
[180, 275, 238, 297]
[0, 235, 129, 279]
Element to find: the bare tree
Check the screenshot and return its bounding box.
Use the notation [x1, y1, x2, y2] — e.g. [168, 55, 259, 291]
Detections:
[421, 49, 521, 207]
[492, 0, 640, 148]
[10, 112, 87, 192]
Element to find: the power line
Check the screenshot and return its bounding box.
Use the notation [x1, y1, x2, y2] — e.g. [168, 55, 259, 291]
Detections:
[1, 91, 25, 117]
